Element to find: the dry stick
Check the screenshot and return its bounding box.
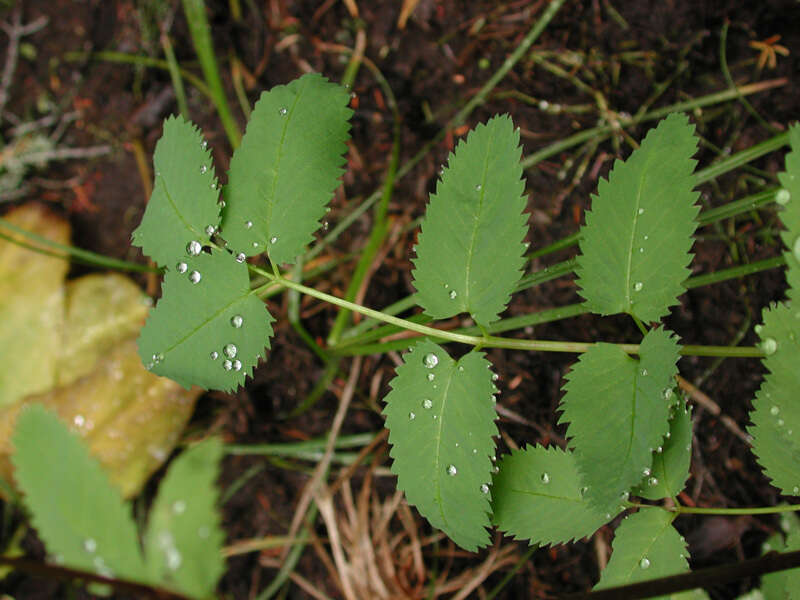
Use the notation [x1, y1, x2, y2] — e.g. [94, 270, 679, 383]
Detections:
[0, 8, 48, 120]
[280, 356, 363, 559]
[677, 375, 751, 444]
[258, 558, 333, 600]
[316, 494, 358, 600]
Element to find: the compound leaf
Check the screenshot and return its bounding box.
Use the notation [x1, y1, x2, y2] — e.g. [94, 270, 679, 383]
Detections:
[491, 445, 614, 546]
[595, 509, 690, 592]
[633, 395, 692, 501]
[144, 438, 224, 598]
[137, 249, 274, 392]
[559, 328, 679, 511]
[12, 404, 148, 582]
[778, 124, 800, 301]
[576, 113, 699, 322]
[132, 115, 220, 267]
[383, 340, 498, 551]
[221, 73, 351, 264]
[748, 302, 800, 496]
[412, 115, 528, 326]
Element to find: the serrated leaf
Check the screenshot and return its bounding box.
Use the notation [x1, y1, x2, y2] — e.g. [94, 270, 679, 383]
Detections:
[595, 509, 689, 594]
[144, 438, 224, 598]
[383, 340, 498, 551]
[491, 445, 614, 546]
[412, 115, 528, 326]
[748, 302, 800, 496]
[12, 404, 148, 582]
[559, 328, 679, 511]
[576, 113, 699, 322]
[132, 115, 220, 267]
[221, 73, 351, 264]
[633, 396, 692, 500]
[138, 249, 274, 392]
[778, 124, 800, 301]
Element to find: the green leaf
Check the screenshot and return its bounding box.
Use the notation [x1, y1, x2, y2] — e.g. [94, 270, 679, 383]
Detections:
[144, 438, 224, 598]
[383, 340, 498, 551]
[412, 115, 528, 326]
[782, 511, 800, 599]
[12, 404, 148, 582]
[632, 395, 692, 501]
[221, 73, 351, 264]
[491, 445, 614, 546]
[595, 509, 689, 594]
[778, 124, 800, 301]
[131, 115, 220, 267]
[137, 248, 274, 392]
[760, 530, 789, 600]
[576, 113, 699, 322]
[748, 302, 800, 496]
[559, 328, 679, 511]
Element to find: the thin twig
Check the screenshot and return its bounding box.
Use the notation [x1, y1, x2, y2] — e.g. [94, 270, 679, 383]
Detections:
[0, 8, 48, 120]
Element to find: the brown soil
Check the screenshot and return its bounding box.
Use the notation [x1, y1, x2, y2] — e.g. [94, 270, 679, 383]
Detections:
[2, 0, 800, 598]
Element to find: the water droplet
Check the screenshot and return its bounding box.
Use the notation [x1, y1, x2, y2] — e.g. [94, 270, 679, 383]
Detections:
[210, 181, 217, 190]
[235, 252, 246, 263]
[492, 373, 499, 381]
[794, 237, 800, 261]
[223, 359, 233, 371]
[447, 464, 457, 476]
[620, 491, 630, 502]
[665, 431, 671, 439]
[201, 140, 208, 150]
[639, 557, 650, 569]
[166, 548, 182, 571]
[449, 290, 457, 299]
[475, 184, 482, 192]
[232, 359, 242, 371]
[189, 270, 202, 284]
[644, 235, 649, 240]
[205, 225, 216, 236]
[200, 164, 208, 174]
[279, 107, 288, 116]
[761, 337, 778, 355]
[423, 353, 439, 368]
[771, 405, 780, 416]
[779, 419, 785, 427]
[83, 538, 97, 553]
[639, 247, 644, 253]
[244, 220, 253, 229]
[637, 208, 645, 215]
[422, 398, 433, 409]
[224, 343, 238, 358]
[176, 262, 188, 273]
[648, 476, 659, 486]
[794, 486, 800, 495]
[172, 500, 186, 514]
[457, 365, 464, 372]
[662, 388, 673, 401]
[492, 465, 499, 473]
[252, 242, 259, 248]
[541, 472, 550, 484]
[152, 352, 164, 364]
[643, 467, 651, 476]
[634, 281, 643, 292]
[409, 411, 416, 420]
[480, 483, 489, 494]
[270, 236, 278, 244]
[187, 240, 202, 256]
[231, 315, 243, 328]
[427, 373, 435, 381]
[210, 351, 219, 360]
[776, 188, 791, 205]
[74, 415, 85, 427]
[641, 368, 648, 376]
[656, 446, 663, 453]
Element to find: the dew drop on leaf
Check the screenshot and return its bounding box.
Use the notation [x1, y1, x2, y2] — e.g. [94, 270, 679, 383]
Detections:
[176, 262, 188, 273]
[74, 415, 85, 427]
[643, 467, 651, 477]
[201, 140, 208, 150]
[422, 398, 433, 409]
[447, 464, 457, 476]
[761, 337, 778, 355]
[231, 315, 244, 328]
[793, 237, 800, 261]
[662, 388, 673, 401]
[639, 557, 651, 569]
[475, 184, 482, 191]
[210, 351, 219, 360]
[166, 549, 182, 571]
[232, 359, 242, 371]
[633, 281, 643, 292]
[83, 538, 97, 553]
[235, 252, 246, 263]
[278, 107, 288, 116]
[189, 270, 201, 284]
[270, 236, 278, 244]
[637, 208, 645, 215]
[771, 406, 780, 416]
[423, 353, 439, 368]
[492, 373, 499, 381]
[427, 373, 435, 381]
[244, 220, 253, 229]
[224, 343, 238, 358]
[409, 411, 416, 420]
[172, 500, 186, 514]
[187, 240, 202, 256]
[540, 472, 550, 484]
[200, 164, 208, 174]
[480, 483, 489, 494]
[205, 225, 216, 236]
[776, 188, 791, 205]
[641, 368, 648, 376]
[222, 360, 232, 371]
[648, 476, 659, 486]
[449, 290, 457, 299]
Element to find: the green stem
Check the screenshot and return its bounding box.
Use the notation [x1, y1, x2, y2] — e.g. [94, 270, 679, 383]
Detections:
[673, 504, 800, 516]
[181, 0, 242, 148]
[160, 32, 190, 119]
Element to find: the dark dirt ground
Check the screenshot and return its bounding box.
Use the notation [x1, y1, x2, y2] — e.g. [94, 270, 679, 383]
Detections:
[2, 0, 800, 598]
